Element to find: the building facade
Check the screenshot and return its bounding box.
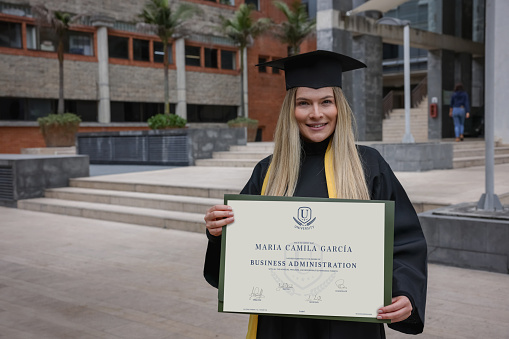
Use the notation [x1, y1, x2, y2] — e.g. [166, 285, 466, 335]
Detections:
[0, 0, 316, 153]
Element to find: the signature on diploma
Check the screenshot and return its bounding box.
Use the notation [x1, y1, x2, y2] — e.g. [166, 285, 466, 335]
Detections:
[276, 282, 294, 291]
[305, 294, 322, 302]
[249, 287, 265, 300]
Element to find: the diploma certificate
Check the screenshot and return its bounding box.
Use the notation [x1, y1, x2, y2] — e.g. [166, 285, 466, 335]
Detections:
[218, 195, 394, 323]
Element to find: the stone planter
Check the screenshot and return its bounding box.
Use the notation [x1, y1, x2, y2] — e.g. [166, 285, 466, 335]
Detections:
[40, 123, 80, 147]
[229, 122, 258, 142]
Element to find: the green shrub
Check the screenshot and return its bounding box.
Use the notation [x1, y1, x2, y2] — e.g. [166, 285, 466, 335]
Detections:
[227, 116, 258, 126]
[37, 113, 82, 127]
[147, 113, 187, 129]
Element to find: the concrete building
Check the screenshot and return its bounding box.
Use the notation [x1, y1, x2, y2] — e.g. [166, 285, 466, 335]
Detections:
[0, 0, 316, 153]
[316, 0, 495, 141]
[2, 0, 509, 153]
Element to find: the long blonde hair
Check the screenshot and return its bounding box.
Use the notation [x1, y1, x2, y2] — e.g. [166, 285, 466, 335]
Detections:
[265, 87, 370, 200]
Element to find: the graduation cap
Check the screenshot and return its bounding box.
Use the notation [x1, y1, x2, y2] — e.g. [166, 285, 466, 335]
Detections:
[256, 50, 366, 90]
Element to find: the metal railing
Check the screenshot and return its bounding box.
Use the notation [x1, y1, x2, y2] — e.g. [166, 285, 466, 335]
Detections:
[382, 90, 394, 119]
[411, 76, 428, 108]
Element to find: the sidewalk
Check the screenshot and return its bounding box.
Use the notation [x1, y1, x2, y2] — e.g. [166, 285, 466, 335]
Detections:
[1, 206, 509, 339]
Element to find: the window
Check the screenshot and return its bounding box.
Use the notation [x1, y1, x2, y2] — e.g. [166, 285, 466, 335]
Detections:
[272, 58, 280, 74]
[0, 97, 24, 120]
[187, 104, 237, 123]
[154, 42, 173, 63]
[26, 25, 93, 55]
[108, 35, 129, 59]
[221, 50, 235, 70]
[133, 39, 149, 61]
[204, 48, 218, 68]
[245, 0, 259, 10]
[111, 101, 171, 122]
[185, 45, 201, 66]
[204, 0, 235, 5]
[0, 21, 22, 48]
[258, 57, 267, 73]
[68, 32, 93, 56]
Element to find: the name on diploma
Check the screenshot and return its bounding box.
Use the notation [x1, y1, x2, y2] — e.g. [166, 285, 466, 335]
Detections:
[218, 194, 394, 323]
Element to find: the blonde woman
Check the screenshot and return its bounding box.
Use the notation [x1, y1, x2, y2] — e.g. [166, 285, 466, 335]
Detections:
[203, 51, 427, 338]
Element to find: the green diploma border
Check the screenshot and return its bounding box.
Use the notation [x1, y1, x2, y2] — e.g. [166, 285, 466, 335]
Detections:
[218, 194, 395, 324]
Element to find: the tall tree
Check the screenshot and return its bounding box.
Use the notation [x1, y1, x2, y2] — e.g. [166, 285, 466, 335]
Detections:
[273, 1, 316, 56]
[220, 4, 270, 117]
[32, 5, 80, 114]
[138, 0, 198, 115]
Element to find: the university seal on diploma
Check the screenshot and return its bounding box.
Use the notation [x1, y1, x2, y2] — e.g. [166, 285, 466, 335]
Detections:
[218, 194, 394, 323]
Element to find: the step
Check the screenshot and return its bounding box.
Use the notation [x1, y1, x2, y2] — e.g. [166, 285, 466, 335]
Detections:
[212, 151, 271, 160]
[453, 154, 509, 168]
[195, 159, 260, 167]
[17, 198, 206, 232]
[69, 178, 239, 199]
[229, 143, 274, 152]
[45, 187, 222, 214]
[454, 146, 509, 158]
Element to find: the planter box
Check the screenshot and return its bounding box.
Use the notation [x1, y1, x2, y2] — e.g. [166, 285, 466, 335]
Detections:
[0, 154, 89, 207]
[76, 127, 246, 166]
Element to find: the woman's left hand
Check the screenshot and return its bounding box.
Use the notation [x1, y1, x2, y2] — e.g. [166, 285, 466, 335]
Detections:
[376, 296, 412, 323]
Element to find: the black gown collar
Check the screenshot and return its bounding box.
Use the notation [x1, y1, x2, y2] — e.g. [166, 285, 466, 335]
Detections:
[301, 136, 331, 156]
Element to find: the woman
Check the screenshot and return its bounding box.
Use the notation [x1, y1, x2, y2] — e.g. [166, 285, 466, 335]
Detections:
[449, 82, 470, 141]
[204, 50, 427, 338]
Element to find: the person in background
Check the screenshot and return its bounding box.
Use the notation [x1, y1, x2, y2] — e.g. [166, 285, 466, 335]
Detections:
[449, 82, 470, 141]
[203, 50, 428, 338]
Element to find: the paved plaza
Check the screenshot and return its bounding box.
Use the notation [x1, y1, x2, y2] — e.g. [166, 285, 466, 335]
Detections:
[1, 205, 509, 339]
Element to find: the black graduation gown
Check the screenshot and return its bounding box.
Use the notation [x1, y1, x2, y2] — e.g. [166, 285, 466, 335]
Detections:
[204, 139, 427, 338]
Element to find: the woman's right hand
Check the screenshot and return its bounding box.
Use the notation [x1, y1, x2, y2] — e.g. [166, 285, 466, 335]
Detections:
[204, 205, 234, 237]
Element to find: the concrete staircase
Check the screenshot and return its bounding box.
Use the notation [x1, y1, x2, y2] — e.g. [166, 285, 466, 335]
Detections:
[452, 140, 509, 168]
[17, 177, 233, 233]
[195, 142, 274, 167]
[383, 97, 428, 143]
[17, 136, 509, 233]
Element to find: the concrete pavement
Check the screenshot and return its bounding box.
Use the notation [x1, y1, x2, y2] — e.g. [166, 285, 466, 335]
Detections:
[1, 206, 509, 339]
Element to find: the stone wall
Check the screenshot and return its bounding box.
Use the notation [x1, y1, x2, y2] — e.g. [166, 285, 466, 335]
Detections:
[7, 0, 236, 36]
[0, 154, 89, 207]
[369, 142, 453, 171]
[0, 54, 98, 99]
[186, 71, 240, 105]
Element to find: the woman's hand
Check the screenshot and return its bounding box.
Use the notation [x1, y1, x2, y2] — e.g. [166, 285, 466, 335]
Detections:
[204, 205, 234, 237]
[377, 296, 413, 323]
[466, 112, 470, 119]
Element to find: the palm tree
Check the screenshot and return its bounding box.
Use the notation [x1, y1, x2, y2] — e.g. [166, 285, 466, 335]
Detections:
[138, 0, 198, 115]
[32, 5, 80, 114]
[273, 1, 316, 56]
[220, 4, 270, 117]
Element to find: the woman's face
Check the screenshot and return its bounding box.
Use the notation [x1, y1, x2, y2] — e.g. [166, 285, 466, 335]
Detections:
[294, 87, 338, 143]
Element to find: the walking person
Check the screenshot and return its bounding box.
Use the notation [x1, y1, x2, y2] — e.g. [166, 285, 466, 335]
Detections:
[449, 82, 470, 141]
[203, 50, 427, 338]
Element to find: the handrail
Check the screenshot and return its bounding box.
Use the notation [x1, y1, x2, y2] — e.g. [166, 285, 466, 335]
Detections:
[382, 90, 394, 119]
[411, 76, 427, 107]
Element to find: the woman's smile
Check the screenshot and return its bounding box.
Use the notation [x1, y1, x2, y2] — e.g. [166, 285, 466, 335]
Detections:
[294, 87, 338, 143]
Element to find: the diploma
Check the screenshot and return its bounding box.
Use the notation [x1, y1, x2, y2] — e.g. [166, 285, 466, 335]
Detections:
[218, 194, 394, 323]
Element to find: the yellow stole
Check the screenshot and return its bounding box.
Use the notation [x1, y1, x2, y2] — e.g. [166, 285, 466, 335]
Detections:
[246, 140, 336, 339]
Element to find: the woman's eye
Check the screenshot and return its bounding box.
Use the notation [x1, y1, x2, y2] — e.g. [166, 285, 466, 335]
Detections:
[322, 100, 333, 105]
[297, 101, 309, 106]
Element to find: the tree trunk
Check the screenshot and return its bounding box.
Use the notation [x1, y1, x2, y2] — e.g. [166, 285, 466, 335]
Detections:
[163, 40, 170, 115]
[288, 45, 300, 57]
[57, 37, 65, 114]
[239, 47, 245, 117]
